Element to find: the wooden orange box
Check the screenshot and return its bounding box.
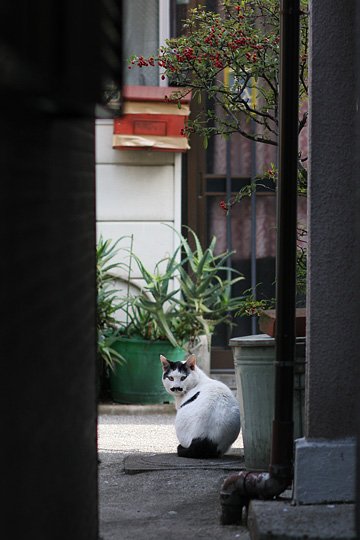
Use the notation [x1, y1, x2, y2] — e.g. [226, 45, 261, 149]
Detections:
[113, 85, 192, 152]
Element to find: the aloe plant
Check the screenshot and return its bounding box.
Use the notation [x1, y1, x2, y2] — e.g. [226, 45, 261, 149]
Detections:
[115, 227, 250, 348]
[174, 227, 246, 342]
[119, 246, 183, 347]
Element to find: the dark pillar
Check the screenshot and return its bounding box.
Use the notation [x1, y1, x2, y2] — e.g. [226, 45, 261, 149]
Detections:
[1, 116, 98, 539]
[356, 2, 360, 535]
[293, 0, 357, 505]
[0, 1, 123, 538]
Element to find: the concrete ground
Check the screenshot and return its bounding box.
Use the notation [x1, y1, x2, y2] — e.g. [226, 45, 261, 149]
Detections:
[98, 404, 356, 540]
[98, 404, 249, 540]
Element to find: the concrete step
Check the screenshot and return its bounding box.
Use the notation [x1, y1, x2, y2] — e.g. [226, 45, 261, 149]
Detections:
[247, 499, 356, 540]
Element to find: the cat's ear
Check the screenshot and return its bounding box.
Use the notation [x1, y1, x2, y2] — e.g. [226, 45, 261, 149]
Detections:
[186, 354, 197, 370]
[160, 355, 170, 371]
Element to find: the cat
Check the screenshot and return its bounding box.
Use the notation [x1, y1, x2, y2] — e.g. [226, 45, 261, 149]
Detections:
[160, 354, 241, 459]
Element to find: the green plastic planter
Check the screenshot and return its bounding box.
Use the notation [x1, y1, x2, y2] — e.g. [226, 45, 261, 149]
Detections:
[230, 334, 305, 471]
[109, 337, 186, 404]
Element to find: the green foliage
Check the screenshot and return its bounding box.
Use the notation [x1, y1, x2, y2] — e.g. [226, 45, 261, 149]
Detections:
[119, 247, 183, 346]
[174, 227, 246, 342]
[235, 289, 275, 317]
[96, 236, 127, 370]
[106, 228, 252, 349]
[130, 0, 308, 147]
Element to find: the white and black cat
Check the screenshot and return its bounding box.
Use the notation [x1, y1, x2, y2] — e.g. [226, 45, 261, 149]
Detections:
[160, 354, 241, 459]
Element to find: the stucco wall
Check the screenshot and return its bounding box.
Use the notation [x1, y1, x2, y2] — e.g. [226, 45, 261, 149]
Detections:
[306, 0, 357, 438]
[95, 119, 182, 292]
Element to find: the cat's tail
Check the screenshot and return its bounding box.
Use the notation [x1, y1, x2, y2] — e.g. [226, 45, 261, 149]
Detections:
[177, 438, 221, 459]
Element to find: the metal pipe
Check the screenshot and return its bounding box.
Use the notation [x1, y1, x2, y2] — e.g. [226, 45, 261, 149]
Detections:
[220, 471, 290, 525]
[226, 137, 233, 257]
[271, 0, 300, 482]
[220, 0, 300, 523]
[226, 136, 233, 345]
[250, 120, 257, 335]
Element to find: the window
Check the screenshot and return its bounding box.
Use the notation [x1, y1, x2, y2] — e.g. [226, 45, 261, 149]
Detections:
[123, 0, 172, 86]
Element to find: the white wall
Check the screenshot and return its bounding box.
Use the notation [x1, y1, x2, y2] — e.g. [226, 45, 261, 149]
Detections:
[95, 119, 182, 291]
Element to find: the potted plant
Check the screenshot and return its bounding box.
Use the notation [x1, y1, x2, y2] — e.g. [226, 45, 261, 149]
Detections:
[107, 227, 249, 404]
[227, 201, 307, 470]
[108, 244, 186, 405]
[96, 236, 127, 400]
[175, 227, 248, 374]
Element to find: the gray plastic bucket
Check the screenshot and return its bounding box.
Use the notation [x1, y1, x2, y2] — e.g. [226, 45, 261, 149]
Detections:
[230, 334, 305, 471]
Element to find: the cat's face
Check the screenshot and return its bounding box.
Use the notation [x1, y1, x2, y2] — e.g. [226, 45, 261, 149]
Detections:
[160, 354, 197, 396]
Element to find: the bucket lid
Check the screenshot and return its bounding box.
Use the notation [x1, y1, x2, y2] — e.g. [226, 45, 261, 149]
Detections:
[229, 334, 306, 347]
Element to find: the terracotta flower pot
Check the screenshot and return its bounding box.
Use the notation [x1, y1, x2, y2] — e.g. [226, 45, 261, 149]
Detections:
[258, 308, 306, 337]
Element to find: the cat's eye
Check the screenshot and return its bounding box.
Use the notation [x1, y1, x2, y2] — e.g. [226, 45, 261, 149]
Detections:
[168, 376, 174, 381]
[180, 376, 186, 381]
